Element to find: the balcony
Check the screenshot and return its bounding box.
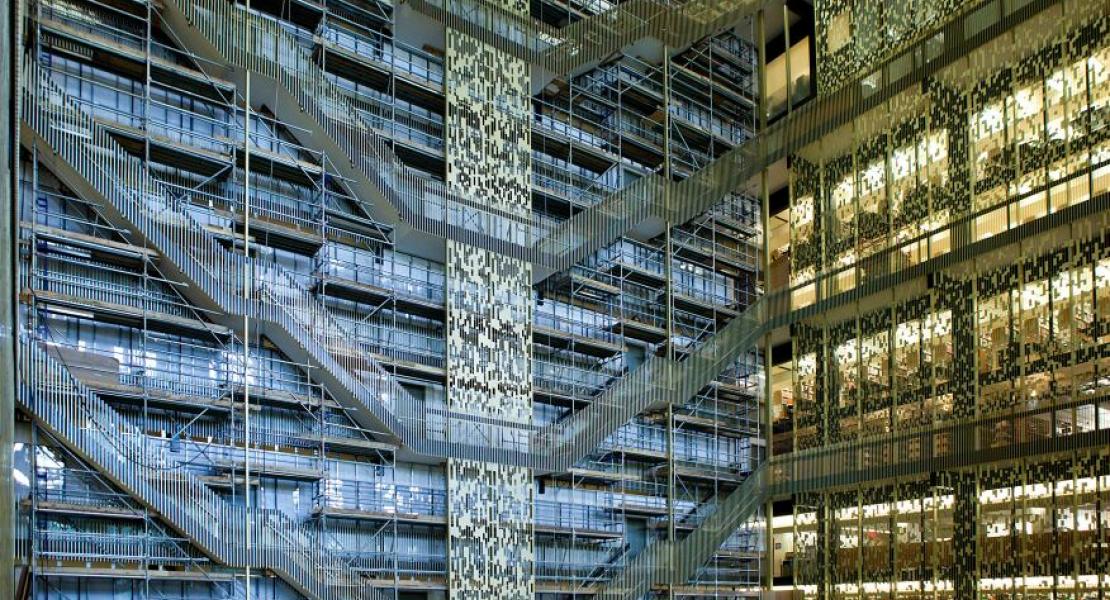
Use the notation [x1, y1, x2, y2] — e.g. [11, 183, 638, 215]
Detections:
[317, 481, 448, 524]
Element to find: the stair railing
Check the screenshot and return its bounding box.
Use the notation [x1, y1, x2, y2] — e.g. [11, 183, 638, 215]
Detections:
[23, 55, 437, 451]
[19, 340, 368, 600]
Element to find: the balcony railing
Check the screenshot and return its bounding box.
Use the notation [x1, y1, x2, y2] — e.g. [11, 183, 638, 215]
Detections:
[320, 481, 448, 517]
[535, 499, 623, 533]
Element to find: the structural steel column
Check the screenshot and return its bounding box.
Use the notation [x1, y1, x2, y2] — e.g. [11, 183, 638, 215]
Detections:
[443, 1, 535, 597]
[1, 0, 18, 592]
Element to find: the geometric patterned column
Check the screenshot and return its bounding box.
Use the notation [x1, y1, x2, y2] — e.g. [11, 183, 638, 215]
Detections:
[444, 0, 534, 596]
[445, 244, 534, 600]
[949, 471, 979, 598]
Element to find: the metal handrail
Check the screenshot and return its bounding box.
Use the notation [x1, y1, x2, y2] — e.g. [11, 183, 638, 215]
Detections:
[597, 374, 1110, 598]
[23, 58, 437, 447]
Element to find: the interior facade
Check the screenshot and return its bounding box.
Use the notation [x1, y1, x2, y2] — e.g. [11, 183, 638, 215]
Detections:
[0, 0, 1107, 598]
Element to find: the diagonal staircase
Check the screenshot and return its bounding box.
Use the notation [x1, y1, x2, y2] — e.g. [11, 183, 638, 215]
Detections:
[23, 52, 781, 472]
[405, 0, 764, 76]
[21, 54, 524, 465]
[534, 286, 784, 469]
[34, 63, 1082, 585]
[15, 330, 804, 600]
[17, 341, 368, 600]
[597, 464, 767, 600]
[23, 56, 413, 443]
[158, 0, 1048, 286]
[21, 324, 769, 600]
[159, 0, 767, 283]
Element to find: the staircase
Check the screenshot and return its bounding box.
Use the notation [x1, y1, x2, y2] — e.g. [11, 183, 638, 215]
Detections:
[29, 61, 1036, 587]
[159, 0, 765, 282]
[23, 52, 781, 472]
[405, 0, 764, 75]
[535, 288, 784, 470]
[596, 464, 766, 600]
[17, 341, 368, 600]
[21, 56, 435, 454]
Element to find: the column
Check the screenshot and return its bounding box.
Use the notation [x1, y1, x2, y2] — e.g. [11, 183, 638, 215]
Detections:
[0, 0, 16, 594]
[444, 1, 534, 598]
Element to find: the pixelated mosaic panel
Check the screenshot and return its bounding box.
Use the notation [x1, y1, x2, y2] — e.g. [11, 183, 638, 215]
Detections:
[444, 13, 534, 597]
[446, 240, 533, 435]
[780, 5, 1110, 598]
[791, 11, 1110, 305]
[815, 0, 968, 94]
[445, 28, 531, 218]
[448, 458, 535, 600]
[786, 233, 1110, 597]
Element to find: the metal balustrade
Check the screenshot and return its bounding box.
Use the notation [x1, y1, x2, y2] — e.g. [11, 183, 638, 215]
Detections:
[669, 92, 752, 147]
[533, 357, 620, 399]
[531, 152, 619, 208]
[318, 21, 445, 89]
[337, 550, 447, 578]
[597, 239, 666, 275]
[28, 259, 319, 402]
[165, 0, 533, 251]
[41, 52, 320, 171]
[147, 434, 326, 477]
[535, 499, 623, 534]
[533, 98, 614, 151]
[24, 53, 779, 474]
[21, 57, 485, 460]
[160, 0, 766, 281]
[23, 465, 244, 600]
[602, 422, 750, 470]
[23, 52, 772, 600]
[33, 466, 136, 510]
[535, 558, 621, 585]
[41, 59, 235, 158]
[679, 394, 761, 435]
[22, 1, 1100, 595]
[532, 169, 609, 208]
[35, 529, 207, 565]
[672, 228, 759, 268]
[31, 256, 196, 318]
[18, 341, 368, 599]
[329, 311, 446, 369]
[535, 301, 621, 345]
[318, 243, 447, 306]
[404, 0, 762, 76]
[319, 480, 448, 518]
[333, 80, 445, 152]
[597, 462, 765, 600]
[160, 420, 328, 453]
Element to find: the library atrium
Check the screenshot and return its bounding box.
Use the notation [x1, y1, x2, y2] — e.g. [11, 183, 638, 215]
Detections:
[0, 0, 1108, 598]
